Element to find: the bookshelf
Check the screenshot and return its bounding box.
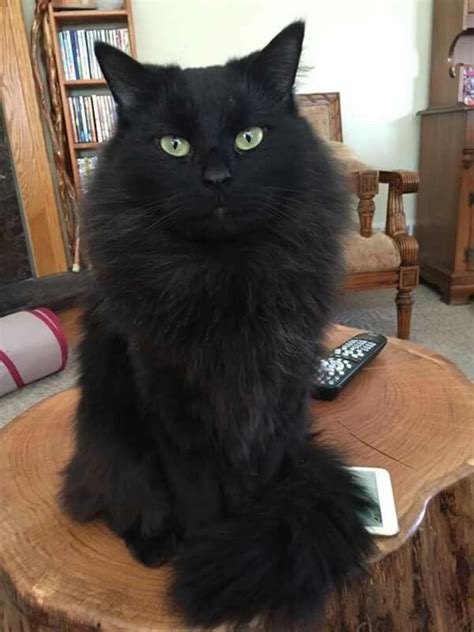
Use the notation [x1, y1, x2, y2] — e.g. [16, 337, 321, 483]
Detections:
[48, 0, 137, 193]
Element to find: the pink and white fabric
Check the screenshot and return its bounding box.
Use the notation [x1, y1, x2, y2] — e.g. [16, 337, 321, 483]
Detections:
[0, 308, 68, 397]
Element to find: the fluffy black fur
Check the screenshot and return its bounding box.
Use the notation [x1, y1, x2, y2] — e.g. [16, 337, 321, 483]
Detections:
[61, 22, 374, 629]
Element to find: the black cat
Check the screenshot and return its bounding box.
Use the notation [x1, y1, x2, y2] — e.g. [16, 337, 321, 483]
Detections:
[61, 21, 373, 629]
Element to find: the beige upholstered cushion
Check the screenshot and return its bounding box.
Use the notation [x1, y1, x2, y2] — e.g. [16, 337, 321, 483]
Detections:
[297, 96, 370, 172]
[344, 231, 401, 274]
[324, 140, 371, 173]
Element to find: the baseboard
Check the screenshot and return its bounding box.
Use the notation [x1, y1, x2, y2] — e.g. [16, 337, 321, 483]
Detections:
[0, 271, 91, 316]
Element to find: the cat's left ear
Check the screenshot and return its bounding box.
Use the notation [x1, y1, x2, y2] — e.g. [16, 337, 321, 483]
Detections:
[250, 21, 305, 97]
[95, 42, 152, 111]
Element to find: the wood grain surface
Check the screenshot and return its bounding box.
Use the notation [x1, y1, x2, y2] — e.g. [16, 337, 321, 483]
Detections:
[0, 326, 473, 631]
[0, 0, 67, 276]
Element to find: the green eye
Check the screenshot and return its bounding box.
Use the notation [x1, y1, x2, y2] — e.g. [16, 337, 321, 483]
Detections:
[160, 135, 191, 157]
[235, 126, 264, 151]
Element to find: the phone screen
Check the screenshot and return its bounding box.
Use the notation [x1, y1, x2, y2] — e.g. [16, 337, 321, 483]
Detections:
[351, 469, 383, 527]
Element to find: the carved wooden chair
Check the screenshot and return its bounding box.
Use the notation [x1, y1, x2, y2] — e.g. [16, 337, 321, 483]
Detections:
[297, 93, 420, 339]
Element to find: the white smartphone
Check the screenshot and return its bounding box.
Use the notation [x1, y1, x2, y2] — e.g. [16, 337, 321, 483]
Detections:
[347, 466, 399, 536]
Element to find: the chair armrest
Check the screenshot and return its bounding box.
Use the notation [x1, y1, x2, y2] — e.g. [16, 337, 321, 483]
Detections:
[351, 168, 420, 266]
[379, 170, 419, 194]
[350, 168, 419, 240]
[379, 170, 420, 266]
[379, 170, 419, 237]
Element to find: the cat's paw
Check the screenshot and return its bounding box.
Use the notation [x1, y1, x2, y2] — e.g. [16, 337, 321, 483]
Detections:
[124, 527, 179, 567]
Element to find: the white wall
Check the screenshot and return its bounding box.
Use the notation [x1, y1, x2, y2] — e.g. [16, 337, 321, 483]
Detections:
[22, 0, 433, 226]
[132, 0, 433, 227]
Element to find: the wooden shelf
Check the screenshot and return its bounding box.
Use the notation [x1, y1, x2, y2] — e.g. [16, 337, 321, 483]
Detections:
[53, 9, 128, 22]
[74, 142, 101, 150]
[65, 79, 107, 88]
[418, 105, 474, 116]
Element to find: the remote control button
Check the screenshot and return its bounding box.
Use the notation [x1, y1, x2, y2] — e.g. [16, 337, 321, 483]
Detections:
[313, 333, 387, 401]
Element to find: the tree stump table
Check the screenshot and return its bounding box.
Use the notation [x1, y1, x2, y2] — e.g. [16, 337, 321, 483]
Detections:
[0, 326, 473, 631]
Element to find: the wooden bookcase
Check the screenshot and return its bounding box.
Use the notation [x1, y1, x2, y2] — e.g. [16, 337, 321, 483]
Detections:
[47, 1, 137, 193]
[416, 0, 474, 304]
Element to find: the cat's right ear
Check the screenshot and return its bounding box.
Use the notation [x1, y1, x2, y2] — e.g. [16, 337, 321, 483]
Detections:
[95, 43, 151, 111]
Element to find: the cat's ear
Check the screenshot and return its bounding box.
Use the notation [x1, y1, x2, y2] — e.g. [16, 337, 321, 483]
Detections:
[95, 42, 151, 110]
[250, 21, 305, 97]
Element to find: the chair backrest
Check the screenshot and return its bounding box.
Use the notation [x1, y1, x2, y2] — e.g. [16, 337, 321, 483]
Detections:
[296, 93, 343, 142]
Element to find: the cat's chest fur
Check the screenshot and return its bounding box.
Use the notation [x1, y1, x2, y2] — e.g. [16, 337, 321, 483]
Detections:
[116, 254, 320, 458]
[125, 249, 323, 378]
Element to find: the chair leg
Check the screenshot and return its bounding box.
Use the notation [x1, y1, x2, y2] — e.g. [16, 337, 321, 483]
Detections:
[396, 289, 414, 339]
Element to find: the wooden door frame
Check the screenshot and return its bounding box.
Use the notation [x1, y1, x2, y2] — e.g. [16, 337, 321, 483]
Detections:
[0, 0, 67, 276]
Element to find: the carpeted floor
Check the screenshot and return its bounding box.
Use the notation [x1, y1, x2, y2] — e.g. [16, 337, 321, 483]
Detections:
[1, 283, 472, 430]
[337, 283, 474, 379]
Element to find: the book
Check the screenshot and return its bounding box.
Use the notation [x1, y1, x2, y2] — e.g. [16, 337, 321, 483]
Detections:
[80, 97, 91, 143]
[70, 97, 78, 141]
[70, 31, 81, 80]
[77, 97, 86, 142]
[86, 30, 100, 79]
[93, 95, 107, 143]
[103, 95, 111, 139]
[68, 98, 79, 142]
[78, 30, 91, 80]
[63, 31, 75, 80]
[91, 95, 102, 142]
[108, 95, 117, 135]
[121, 29, 130, 54]
[463, 66, 474, 106]
[59, 28, 130, 81]
[64, 34, 122, 143]
[58, 33, 70, 80]
[70, 97, 83, 142]
[77, 155, 98, 191]
[84, 97, 94, 142]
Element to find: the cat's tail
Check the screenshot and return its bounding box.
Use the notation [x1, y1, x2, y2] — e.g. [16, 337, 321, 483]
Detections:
[172, 442, 375, 629]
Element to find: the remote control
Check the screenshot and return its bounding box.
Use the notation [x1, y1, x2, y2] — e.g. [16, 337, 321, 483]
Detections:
[312, 332, 387, 401]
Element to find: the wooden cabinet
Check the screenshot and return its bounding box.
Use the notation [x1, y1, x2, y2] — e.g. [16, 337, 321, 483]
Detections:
[417, 108, 474, 303]
[417, 0, 474, 303]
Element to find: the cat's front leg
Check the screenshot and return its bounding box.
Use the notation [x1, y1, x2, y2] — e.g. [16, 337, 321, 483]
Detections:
[61, 306, 180, 567]
[63, 415, 181, 567]
[121, 489, 180, 567]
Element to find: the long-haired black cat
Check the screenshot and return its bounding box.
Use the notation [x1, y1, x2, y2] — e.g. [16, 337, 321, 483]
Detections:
[61, 22, 373, 629]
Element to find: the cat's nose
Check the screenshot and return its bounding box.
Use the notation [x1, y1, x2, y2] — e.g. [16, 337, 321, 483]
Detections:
[202, 165, 233, 189]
